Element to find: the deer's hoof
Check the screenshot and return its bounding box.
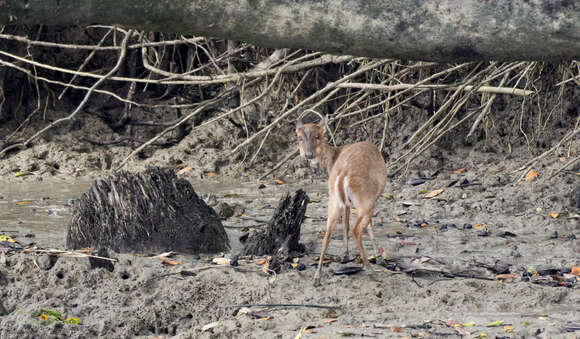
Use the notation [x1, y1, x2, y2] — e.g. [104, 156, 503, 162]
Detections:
[313, 275, 321, 287]
[340, 253, 350, 264]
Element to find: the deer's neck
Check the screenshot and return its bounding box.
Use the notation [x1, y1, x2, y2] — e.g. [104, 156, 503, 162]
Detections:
[318, 142, 341, 175]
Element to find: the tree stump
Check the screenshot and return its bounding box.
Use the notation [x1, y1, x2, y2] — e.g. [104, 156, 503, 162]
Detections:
[66, 167, 229, 254]
[241, 189, 309, 257]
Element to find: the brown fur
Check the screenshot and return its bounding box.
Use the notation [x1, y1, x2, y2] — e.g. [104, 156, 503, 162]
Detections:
[296, 117, 387, 286]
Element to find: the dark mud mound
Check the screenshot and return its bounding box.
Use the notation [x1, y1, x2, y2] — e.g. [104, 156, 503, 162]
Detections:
[66, 167, 229, 253]
[241, 189, 309, 257]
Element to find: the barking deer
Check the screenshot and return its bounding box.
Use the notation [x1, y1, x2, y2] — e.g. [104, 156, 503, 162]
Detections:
[296, 116, 387, 286]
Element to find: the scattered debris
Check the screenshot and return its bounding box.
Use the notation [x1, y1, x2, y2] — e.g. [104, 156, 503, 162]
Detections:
[423, 189, 444, 199]
[524, 169, 539, 181]
[333, 266, 362, 276]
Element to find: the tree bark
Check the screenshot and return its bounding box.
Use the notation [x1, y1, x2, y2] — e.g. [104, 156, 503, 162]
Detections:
[1, 1, 579, 61]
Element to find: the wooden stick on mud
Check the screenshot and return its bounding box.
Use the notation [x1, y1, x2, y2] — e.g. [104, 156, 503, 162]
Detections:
[23, 249, 119, 262]
[221, 303, 342, 310]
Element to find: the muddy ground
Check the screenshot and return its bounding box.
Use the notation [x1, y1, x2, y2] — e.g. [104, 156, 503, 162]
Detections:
[0, 133, 579, 338]
[0, 62, 579, 337]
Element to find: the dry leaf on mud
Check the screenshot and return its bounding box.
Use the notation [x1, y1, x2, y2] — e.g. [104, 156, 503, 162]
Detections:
[323, 318, 337, 323]
[262, 262, 270, 274]
[496, 274, 517, 280]
[152, 251, 175, 259]
[201, 321, 219, 332]
[393, 215, 407, 223]
[15, 201, 32, 206]
[390, 326, 403, 332]
[212, 257, 230, 266]
[474, 224, 486, 231]
[550, 212, 559, 219]
[272, 179, 285, 185]
[204, 171, 217, 177]
[224, 193, 240, 198]
[0, 251, 6, 266]
[176, 166, 192, 175]
[445, 320, 471, 336]
[524, 169, 538, 181]
[423, 189, 444, 199]
[453, 168, 466, 174]
[161, 259, 183, 266]
[256, 259, 266, 265]
[504, 325, 513, 333]
[571, 266, 580, 276]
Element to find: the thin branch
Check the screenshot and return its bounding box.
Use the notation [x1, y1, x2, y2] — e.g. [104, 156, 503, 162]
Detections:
[220, 303, 341, 310]
[0, 57, 211, 109]
[58, 27, 115, 100]
[337, 82, 534, 96]
[514, 116, 580, 181]
[466, 70, 510, 138]
[550, 155, 580, 178]
[0, 32, 204, 50]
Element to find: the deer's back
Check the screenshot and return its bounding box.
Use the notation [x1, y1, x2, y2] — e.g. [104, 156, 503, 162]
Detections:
[330, 141, 387, 204]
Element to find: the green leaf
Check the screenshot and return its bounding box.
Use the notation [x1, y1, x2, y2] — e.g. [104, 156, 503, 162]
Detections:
[486, 320, 503, 327]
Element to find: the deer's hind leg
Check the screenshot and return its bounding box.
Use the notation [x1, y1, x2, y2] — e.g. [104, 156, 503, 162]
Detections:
[314, 195, 341, 287]
[351, 212, 372, 270]
[366, 218, 384, 265]
[341, 207, 350, 263]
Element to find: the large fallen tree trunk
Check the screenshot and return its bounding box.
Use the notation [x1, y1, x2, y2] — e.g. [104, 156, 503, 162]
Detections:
[1, 1, 579, 61]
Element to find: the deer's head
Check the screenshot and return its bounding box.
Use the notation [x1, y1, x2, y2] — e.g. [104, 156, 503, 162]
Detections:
[295, 116, 327, 160]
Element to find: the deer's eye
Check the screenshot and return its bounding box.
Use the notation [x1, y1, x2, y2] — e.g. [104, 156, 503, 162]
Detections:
[315, 134, 320, 140]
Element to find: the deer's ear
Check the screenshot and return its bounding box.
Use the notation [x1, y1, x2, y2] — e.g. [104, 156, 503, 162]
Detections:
[296, 119, 303, 128]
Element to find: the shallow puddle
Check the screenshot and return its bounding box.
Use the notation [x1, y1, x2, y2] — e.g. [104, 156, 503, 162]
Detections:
[0, 178, 330, 250]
